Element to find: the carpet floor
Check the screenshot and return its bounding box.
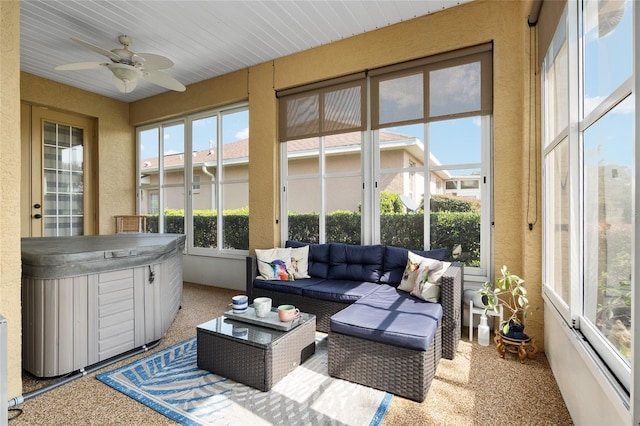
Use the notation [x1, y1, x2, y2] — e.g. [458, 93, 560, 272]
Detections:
[12, 282, 573, 425]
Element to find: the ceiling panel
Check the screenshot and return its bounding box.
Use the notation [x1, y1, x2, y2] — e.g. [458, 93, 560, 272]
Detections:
[20, 0, 471, 103]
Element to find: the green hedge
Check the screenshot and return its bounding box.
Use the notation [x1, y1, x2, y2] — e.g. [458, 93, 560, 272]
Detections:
[144, 203, 480, 266]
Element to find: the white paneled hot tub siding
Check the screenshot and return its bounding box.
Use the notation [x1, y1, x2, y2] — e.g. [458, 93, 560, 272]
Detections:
[22, 260, 182, 378]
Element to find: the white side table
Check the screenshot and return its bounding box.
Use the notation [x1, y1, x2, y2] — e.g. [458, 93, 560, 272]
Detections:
[469, 299, 503, 343]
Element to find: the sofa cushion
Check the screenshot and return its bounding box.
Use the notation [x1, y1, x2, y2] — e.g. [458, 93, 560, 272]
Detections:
[330, 285, 442, 351]
[380, 245, 448, 286]
[253, 277, 325, 296]
[301, 280, 380, 303]
[398, 251, 450, 303]
[328, 243, 384, 282]
[255, 248, 295, 280]
[286, 240, 331, 279]
[290, 245, 310, 279]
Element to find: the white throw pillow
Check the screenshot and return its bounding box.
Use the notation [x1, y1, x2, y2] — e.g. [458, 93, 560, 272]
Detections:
[398, 251, 450, 303]
[398, 251, 425, 293]
[290, 245, 310, 279]
[411, 259, 451, 302]
[255, 248, 295, 281]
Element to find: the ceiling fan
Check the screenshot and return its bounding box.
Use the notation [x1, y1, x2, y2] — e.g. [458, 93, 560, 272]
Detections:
[55, 35, 186, 94]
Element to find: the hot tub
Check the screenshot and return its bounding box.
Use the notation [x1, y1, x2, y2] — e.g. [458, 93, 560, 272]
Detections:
[21, 233, 186, 378]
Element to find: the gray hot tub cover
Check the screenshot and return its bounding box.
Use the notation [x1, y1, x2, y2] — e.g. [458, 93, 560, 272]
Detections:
[21, 233, 186, 279]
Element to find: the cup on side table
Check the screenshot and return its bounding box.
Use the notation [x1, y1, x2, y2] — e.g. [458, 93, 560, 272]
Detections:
[278, 304, 300, 322]
[231, 295, 248, 314]
[253, 297, 272, 318]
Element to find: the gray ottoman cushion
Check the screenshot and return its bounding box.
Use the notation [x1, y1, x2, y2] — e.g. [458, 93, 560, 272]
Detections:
[330, 285, 442, 351]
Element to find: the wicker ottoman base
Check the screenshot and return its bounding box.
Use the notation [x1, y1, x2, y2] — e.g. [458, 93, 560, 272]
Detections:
[197, 316, 316, 391]
[328, 326, 442, 402]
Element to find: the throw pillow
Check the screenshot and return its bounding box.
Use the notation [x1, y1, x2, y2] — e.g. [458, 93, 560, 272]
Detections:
[290, 245, 310, 279]
[255, 248, 295, 281]
[410, 259, 451, 303]
[398, 251, 425, 293]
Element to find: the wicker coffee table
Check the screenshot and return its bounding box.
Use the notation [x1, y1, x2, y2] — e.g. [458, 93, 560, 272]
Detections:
[196, 311, 316, 391]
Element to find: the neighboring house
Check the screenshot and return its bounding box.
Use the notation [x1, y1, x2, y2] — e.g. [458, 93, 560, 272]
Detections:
[444, 175, 482, 200]
[139, 130, 454, 214]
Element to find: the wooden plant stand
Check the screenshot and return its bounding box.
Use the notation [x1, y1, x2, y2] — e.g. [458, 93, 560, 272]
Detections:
[494, 333, 538, 363]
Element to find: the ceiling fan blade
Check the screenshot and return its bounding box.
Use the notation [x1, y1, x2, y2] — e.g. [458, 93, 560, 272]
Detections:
[136, 53, 174, 71]
[55, 61, 107, 71]
[142, 70, 186, 92]
[70, 37, 121, 62]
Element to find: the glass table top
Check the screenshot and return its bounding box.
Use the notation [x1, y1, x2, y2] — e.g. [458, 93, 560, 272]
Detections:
[197, 310, 315, 348]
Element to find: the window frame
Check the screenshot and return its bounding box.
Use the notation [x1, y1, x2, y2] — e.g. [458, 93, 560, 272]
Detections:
[542, 0, 636, 394]
[136, 102, 249, 257]
[279, 45, 493, 283]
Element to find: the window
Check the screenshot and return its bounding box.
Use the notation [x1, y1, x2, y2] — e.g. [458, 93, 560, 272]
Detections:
[42, 121, 85, 236]
[279, 75, 365, 244]
[280, 45, 492, 279]
[137, 104, 249, 253]
[192, 175, 200, 193]
[542, 0, 634, 390]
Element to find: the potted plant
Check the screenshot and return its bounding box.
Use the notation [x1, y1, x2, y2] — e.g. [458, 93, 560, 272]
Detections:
[477, 265, 532, 340]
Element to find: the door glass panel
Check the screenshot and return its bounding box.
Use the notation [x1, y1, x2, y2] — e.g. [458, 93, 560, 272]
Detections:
[42, 121, 84, 236]
[583, 95, 633, 363]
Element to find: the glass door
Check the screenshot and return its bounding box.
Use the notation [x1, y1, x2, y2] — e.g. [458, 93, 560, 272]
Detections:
[26, 107, 96, 237]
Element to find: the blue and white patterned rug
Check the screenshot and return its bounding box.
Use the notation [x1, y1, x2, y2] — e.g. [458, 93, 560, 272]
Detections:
[97, 335, 392, 426]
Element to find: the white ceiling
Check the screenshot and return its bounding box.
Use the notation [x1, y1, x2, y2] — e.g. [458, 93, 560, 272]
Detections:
[20, 0, 471, 103]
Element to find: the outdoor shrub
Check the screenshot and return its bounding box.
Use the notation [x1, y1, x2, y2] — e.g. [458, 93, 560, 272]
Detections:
[431, 195, 479, 213]
[144, 203, 481, 266]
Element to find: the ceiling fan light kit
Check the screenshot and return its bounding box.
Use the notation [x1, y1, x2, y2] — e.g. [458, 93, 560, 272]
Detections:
[109, 63, 142, 93]
[55, 35, 185, 94]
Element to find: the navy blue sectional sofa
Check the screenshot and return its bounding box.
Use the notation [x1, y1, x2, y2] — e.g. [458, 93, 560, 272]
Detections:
[246, 241, 463, 401]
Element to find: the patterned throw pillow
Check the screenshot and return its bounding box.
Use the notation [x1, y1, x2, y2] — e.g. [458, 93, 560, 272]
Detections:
[290, 245, 310, 279]
[398, 251, 425, 292]
[255, 248, 295, 281]
[398, 251, 450, 302]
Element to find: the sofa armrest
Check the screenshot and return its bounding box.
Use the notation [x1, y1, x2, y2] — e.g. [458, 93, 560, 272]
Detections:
[440, 261, 463, 360]
[246, 256, 258, 302]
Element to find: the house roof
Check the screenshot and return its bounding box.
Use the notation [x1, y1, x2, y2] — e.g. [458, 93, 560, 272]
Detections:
[140, 130, 423, 171]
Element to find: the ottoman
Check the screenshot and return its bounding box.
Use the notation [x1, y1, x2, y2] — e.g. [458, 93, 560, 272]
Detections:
[328, 286, 442, 402]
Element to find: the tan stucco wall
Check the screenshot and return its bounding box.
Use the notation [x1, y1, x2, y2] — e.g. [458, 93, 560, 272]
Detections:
[1, 0, 23, 399]
[130, 69, 249, 125]
[20, 73, 133, 235]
